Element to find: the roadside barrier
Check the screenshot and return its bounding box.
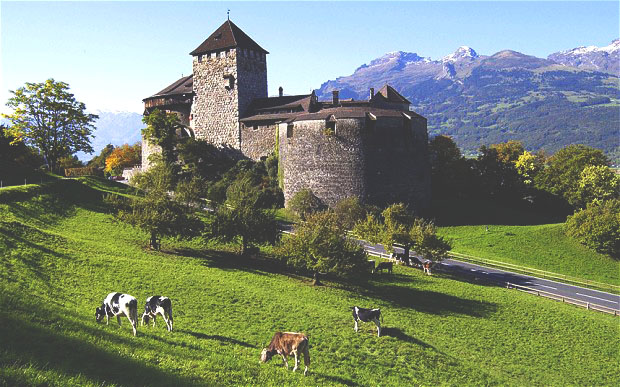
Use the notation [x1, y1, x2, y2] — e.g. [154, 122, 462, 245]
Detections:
[449, 251, 619, 294]
[506, 282, 619, 316]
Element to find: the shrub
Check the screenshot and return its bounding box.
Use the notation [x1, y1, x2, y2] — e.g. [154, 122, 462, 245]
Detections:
[64, 167, 103, 177]
[287, 189, 325, 220]
[565, 199, 620, 258]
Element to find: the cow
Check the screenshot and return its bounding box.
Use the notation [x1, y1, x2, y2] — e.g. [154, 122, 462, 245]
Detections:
[367, 260, 376, 273]
[423, 261, 433, 275]
[141, 296, 174, 332]
[352, 306, 382, 337]
[95, 292, 138, 336]
[374, 261, 393, 274]
[260, 332, 310, 376]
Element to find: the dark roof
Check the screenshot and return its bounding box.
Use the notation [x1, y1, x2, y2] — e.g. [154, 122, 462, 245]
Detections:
[239, 112, 299, 124]
[190, 20, 268, 56]
[144, 75, 193, 101]
[293, 106, 422, 121]
[248, 94, 312, 112]
[375, 85, 411, 104]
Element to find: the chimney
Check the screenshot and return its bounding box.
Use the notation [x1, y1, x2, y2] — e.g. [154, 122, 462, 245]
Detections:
[279, 86, 283, 97]
[332, 90, 339, 105]
[369, 88, 374, 100]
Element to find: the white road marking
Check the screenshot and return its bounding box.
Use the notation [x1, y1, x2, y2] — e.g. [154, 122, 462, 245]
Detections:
[481, 271, 488, 274]
[470, 269, 477, 271]
[576, 293, 618, 304]
[536, 284, 557, 290]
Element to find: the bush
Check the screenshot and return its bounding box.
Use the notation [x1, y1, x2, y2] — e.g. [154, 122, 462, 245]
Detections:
[278, 211, 369, 281]
[288, 189, 325, 220]
[565, 199, 620, 258]
[64, 167, 103, 177]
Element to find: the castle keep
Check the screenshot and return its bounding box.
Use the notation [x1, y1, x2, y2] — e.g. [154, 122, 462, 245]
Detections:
[143, 20, 431, 210]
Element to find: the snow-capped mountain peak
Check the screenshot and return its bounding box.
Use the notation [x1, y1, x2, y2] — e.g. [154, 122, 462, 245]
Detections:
[443, 46, 479, 62]
[548, 38, 619, 75]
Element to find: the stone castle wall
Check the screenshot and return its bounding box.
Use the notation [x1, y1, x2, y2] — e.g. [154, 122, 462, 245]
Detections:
[191, 48, 241, 148]
[279, 119, 367, 207]
[190, 47, 267, 150]
[279, 116, 431, 211]
[240, 122, 277, 160]
[362, 115, 431, 212]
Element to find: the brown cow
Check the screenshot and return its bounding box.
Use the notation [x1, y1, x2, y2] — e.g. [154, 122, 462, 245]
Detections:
[260, 332, 310, 375]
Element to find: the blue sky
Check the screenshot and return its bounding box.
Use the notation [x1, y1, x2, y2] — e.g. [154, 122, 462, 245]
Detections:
[1, 1, 618, 114]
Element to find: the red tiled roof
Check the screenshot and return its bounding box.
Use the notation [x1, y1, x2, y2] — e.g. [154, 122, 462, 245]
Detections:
[190, 20, 268, 56]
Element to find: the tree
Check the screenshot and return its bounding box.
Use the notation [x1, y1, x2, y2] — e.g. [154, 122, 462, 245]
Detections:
[87, 144, 115, 170]
[535, 144, 609, 207]
[515, 150, 544, 186]
[3, 79, 97, 173]
[142, 109, 181, 165]
[428, 135, 474, 199]
[565, 199, 620, 258]
[491, 140, 525, 164]
[106, 161, 203, 250]
[354, 203, 451, 262]
[279, 211, 369, 281]
[104, 143, 142, 176]
[332, 196, 367, 230]
[288, 189, 325, 220]
[208, 176, 278, 255]
[576, 165, 620, 207]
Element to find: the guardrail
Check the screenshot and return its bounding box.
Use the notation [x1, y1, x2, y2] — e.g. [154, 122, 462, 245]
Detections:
[506, 282, 619, 316]
[448, 251, 620, 294]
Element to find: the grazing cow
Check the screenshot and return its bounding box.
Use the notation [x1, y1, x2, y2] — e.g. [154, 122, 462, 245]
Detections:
[367, 260, 376, 273]
[141, 296, 174, 332]
[95, 292, 138, 336]
[374, 261, 393, 274]
[260, 332, 310, 376]
[352, 306, 382, 337]
[423, 261, 433, 275]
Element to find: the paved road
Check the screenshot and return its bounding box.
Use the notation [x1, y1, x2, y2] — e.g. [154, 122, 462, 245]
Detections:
[362, 241, 620, 312]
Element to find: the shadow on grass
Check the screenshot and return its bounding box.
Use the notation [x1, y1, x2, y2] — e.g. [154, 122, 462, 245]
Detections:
[171, 247, 287, 277]
[364, 283, 497, 317]
[179, 329, 256, 348]
[313, 373, 357, 386]
[380, 327, 435, 349]
[0, 313, 201, 387]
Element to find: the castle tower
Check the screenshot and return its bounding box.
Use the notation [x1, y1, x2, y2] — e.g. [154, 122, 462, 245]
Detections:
[189, 20, 268, 149]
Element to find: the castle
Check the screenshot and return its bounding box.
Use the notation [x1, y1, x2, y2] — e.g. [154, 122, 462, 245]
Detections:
[143, 19, 431, 210]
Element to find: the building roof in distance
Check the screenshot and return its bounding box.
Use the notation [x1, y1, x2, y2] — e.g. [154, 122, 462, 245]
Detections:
[190, 19, 268, 56]
[375, 85, 411, 104]
[144, 75, 193, 101]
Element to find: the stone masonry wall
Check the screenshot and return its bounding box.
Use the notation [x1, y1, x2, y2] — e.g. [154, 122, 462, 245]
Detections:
[240, 122, 276, 160]
[362, 115, 431, 212]
[190, 47, 267, 151]
[191, 48, 241, 148]
[279, 119, 367, 207]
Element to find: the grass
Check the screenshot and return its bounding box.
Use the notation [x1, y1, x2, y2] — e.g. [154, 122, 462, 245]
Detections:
[1, 178, 619, 386]
[438, 224, 620, 286]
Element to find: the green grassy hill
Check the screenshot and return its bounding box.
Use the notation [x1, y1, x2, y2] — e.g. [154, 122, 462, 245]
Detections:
[1, 179, 619, 386]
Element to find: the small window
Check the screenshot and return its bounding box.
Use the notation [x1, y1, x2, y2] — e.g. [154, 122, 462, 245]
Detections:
[224, 75, 235, 90]
[287, 124, 294, 138]
[198, 55, 203, 63]
[253, 125, 259, 131]
[220, 51, 226, 58]
[325, 115, 337, 136]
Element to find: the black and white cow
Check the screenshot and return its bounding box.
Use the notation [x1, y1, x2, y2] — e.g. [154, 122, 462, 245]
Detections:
[351, 306, 382, 337]
[141, 296, 174, 332]
[95, 292, 138, 336]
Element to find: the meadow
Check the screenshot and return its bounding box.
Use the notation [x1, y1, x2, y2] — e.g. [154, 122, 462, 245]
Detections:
[0, 179, 618, 386]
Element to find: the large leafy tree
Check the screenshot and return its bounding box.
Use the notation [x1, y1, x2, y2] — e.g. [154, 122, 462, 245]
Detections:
[576, 165, 620, 208]
[208, 176, 278, 255]
[107, 161, 203, 250]
[3, 79, 97, 173]
[428, 135, 474, 199]
[104, 143, 142, 176]
[142, 109, 181, 165]
[565, 199, 620, 258]
[279, 210, 369, 282]
[535, 144, 609, 207]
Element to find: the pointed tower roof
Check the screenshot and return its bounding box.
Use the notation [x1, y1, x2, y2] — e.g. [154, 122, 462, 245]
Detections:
[190, 20, 269, 56]
[375, 85, 411, 104]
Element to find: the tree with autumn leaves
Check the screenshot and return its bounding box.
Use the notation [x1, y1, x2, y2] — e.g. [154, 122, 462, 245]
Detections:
[104, 143, 142, 176]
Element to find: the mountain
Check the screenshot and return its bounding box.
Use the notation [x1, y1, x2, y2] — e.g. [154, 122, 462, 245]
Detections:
[315, 43, 620, 162]
[548, 39, 620, 75]
[76, 111, 144, 161]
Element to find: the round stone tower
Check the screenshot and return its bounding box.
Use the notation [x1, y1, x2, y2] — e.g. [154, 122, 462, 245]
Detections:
[189, 20, 268, 149]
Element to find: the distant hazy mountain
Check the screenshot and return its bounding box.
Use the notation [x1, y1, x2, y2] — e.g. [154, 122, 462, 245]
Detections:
[548, 39, 620, 75]
[77, 111, 144, 162]
[316, 42, 620, 161]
